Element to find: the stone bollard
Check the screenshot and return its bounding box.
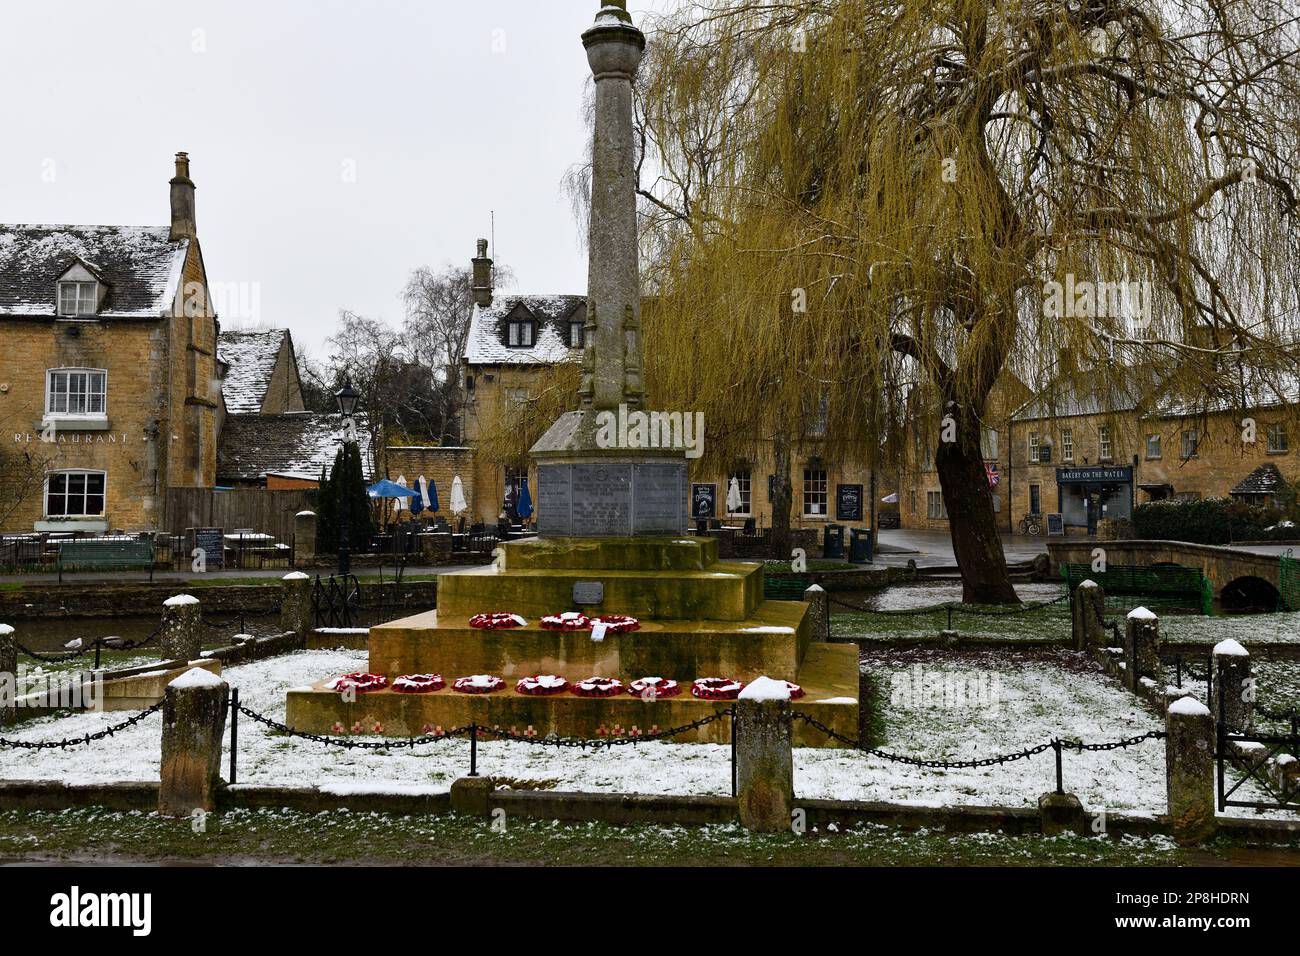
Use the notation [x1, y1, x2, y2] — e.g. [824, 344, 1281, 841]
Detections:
[1072, 580, 1106, 650]
[735, 678, 795, 833]
[1211, 639, 1252, 734]
[450, 776, 496, 816]
[161, 594, 202, 663]
[1165, 696, 1217, 845]
[295, 510, 318, 561]
[0, 623, 16, 726]
[803, 584, 829, 643]
[280, 572, 313, 641]
[159, 667, 229, 817]
[1038, 789, 1085, 836]
[1124, 607, 1160, 691]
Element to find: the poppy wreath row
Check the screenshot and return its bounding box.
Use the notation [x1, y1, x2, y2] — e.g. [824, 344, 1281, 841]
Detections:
[516, 674, 569, 696]
[453, 674, 506, 694]
[392, 674, 445, 694]
[540, 612, 589, 630]
[469, 612, 527, 630]
[328, 672, 389, 694]
[628, 677, 680, 699]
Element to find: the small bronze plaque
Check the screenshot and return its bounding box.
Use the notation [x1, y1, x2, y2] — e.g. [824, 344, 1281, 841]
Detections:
[572, 581, 604, 605]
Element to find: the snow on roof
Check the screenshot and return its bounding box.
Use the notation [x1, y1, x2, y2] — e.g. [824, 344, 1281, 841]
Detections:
[1011, 377, 1141, 422]
[217, 412, 374, 483]
[217, 329, 288, 413]
[0, 224, 188, 318]
[464, 294, 586, 365]
[1230, 462, 1285, 497]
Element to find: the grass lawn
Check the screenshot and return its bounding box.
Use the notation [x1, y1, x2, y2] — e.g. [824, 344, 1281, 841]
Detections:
[0, 806, 1288, 866]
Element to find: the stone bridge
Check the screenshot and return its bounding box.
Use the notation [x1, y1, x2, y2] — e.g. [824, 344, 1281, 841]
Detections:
[1046, 539, 1291, 609]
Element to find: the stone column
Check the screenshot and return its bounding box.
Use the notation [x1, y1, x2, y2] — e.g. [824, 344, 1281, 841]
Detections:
[294, 510, 317, 562]
[280, 571, 313, 641]
[0, 623, 16, 726]
[159, 667, 229, 817]
[161, 594, 202, 662]
[735, 683, 795, 833]
[1072, 580, 1106, 650]
[581, 1, 646, 410]
[803, 584, 829, 643]
[1166, 696, 1217, 845]
[1124, 607, 1160, 691]
[1211, 639, 1252, 734]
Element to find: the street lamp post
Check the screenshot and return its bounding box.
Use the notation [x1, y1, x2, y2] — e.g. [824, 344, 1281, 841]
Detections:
[335, 379, 360, 578]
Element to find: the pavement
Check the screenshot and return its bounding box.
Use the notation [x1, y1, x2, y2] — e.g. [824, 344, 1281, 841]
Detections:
[874, 528, 1050, 568]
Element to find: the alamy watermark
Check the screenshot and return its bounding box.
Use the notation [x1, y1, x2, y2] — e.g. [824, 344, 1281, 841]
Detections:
[1043, 275, 1152, 327]
[0, 666, 104, 711]
[595, 403, 704, 459]
[889, 664, 1002, 712]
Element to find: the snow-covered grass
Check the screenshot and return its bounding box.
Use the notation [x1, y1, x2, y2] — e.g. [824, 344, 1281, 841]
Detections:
[1162, 610, 1300, 645]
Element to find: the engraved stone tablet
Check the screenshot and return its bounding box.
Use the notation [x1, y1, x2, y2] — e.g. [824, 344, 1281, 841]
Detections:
[632, 463, 685, 533]
[537, 458, 688, 537]
[573, 581, 604, 605]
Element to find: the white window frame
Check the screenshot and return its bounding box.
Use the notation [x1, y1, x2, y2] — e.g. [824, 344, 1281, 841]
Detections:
[57, 280, 98, 317]
[1028, 432, 1040, 463]
[44, 469, 107, 518]
[1267, 424, 1288, 454]
[1145, 434, 1161, 459]
[927, 490, 948, 519]
[45, 368, 108, 418]
[1182, 429, 1199, 459]
[802, 468, 828, 517]
[1098, 425, 1112, 461]
[1060, 428, 1074, 462]
[980, 426, 998, 461]
[506, 320, 535, 348]
[569, 321, 585, 348]
[726, 470, 753, 516]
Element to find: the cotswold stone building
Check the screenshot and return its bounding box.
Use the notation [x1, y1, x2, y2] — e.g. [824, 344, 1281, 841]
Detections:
[897, 361, 1299, 536]
[0, 153, 219, 532]
[450, 240, 876, 530]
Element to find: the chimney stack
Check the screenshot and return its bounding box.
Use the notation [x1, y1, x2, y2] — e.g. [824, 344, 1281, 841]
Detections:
[471, 238, 493, 308]
[169, 151, 196, 241]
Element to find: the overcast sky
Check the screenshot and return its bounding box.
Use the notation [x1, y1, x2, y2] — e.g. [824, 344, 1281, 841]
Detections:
[0, 0, 667, 356]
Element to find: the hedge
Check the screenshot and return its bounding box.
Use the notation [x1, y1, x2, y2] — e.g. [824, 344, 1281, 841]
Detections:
[1132, 497, 1295, 545]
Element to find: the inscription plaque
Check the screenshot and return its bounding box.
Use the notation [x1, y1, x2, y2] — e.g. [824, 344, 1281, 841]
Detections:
[537, 460, 688, 536]
[573, 581, 604, 605]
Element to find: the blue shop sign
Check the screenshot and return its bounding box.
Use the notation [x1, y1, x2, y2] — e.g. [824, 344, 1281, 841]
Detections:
[1055, 465, 1132, 485]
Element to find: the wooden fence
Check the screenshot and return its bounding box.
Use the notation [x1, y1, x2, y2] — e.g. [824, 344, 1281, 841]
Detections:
[163, 488, 316, 541]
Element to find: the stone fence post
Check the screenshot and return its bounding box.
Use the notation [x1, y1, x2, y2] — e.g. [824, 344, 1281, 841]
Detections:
[281, 572, 313, 641]
[1072, 580, 1106, 650]
[1212, 639, 1252, 734]
[159, 667, 229, 817]
[1166, 696, 1217, 845]
[161, 595, 202, 662]
[803, 584, 829, 643]
[735, 678, 795, 833]
[1124, 607, 1160, 691]
[295, 510, 317, 562]
[0, 623, 16, 726]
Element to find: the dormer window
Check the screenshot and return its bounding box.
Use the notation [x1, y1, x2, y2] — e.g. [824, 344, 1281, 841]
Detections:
[569, 321, 585, 348]
[58, 280, 98, 316]
[506, 317, 535, 347]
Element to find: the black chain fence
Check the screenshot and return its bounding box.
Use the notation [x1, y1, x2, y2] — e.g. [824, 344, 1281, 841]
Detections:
[0, 701, 163, 750]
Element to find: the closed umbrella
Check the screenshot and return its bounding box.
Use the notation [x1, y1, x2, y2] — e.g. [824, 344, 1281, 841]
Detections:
[450, 476, 468, 516]
[408, 475, 425, 517]
[421, 475, 439, 513]
[516, 477, 533, 520]
[393, 474, 408, 515]
[726, 477, 743, 514]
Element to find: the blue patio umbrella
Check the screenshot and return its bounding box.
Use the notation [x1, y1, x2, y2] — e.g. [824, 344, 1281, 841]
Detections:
[516, 477, 534, 520]
[367, 479, 417, 499]
[420, 475, 440, 513]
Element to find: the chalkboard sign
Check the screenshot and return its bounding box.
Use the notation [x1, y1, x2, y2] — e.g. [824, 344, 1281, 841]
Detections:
[836, 484, 864, 521]
[1046, 513, 1065, 536]
[195, 527, 224, 569]
[691, 483, 717, 519]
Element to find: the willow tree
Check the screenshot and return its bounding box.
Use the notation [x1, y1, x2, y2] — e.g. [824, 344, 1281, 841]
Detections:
[634, 0, 1299, 602]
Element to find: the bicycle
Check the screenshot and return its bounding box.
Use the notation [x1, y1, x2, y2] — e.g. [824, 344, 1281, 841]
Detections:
[1018, 513, 1042, 536]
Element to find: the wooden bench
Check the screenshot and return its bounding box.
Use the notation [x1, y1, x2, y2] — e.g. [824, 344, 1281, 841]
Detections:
[57, 539, 155, 581]
[1061, 562, 1211, 613]
[764, 572, 813, 601]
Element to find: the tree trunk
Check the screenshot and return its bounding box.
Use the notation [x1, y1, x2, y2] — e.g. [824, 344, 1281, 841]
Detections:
[934, 406, 1019, 604]
[770, 423, 794, 561]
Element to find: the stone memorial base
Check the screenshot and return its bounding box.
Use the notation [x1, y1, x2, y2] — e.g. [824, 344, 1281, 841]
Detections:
[287, 536, 858, 747]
